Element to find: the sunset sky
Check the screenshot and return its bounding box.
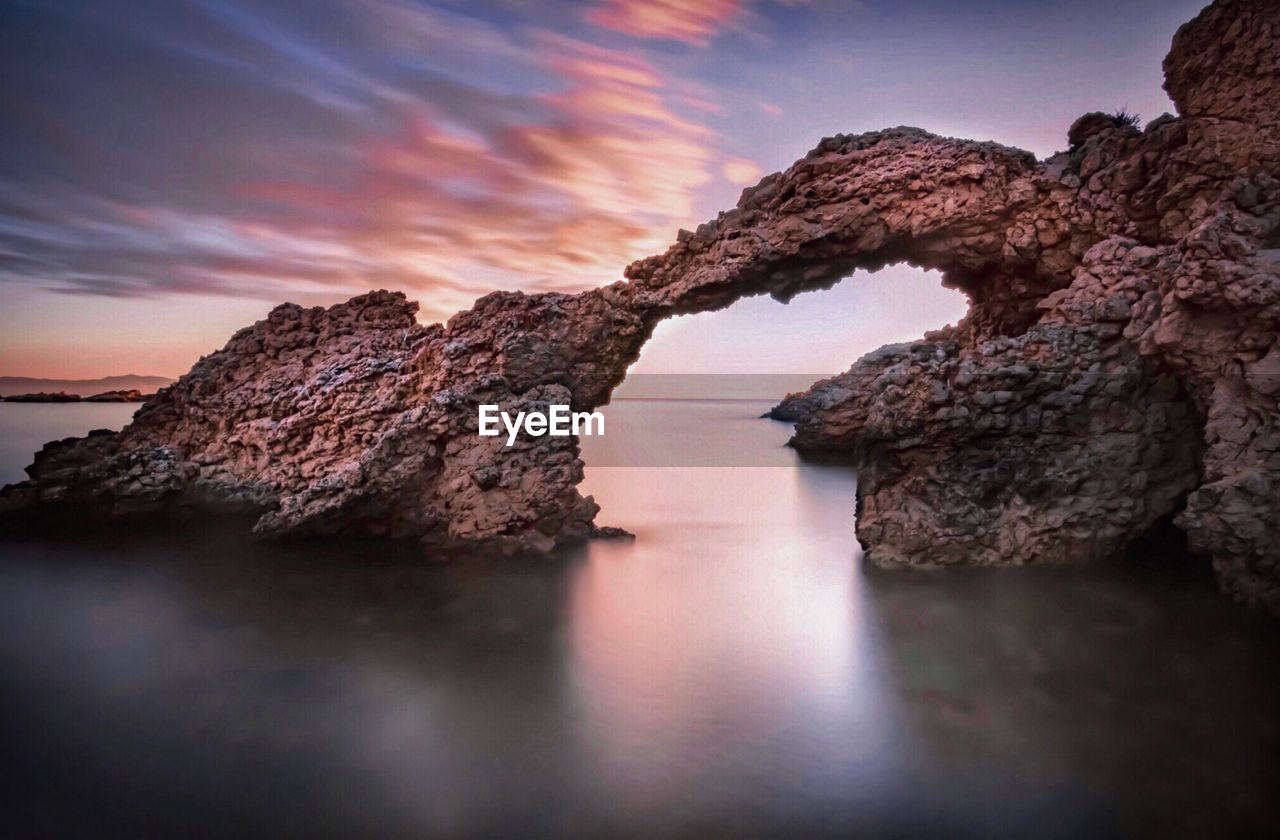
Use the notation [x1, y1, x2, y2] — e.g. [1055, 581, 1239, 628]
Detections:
[1, 0, 1204, 379]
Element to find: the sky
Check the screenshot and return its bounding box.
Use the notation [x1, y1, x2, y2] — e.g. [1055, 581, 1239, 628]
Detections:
[0, 0, 1206, 379]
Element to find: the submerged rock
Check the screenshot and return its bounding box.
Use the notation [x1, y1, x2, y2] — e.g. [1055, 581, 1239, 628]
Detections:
[2, 0, 1278, 613]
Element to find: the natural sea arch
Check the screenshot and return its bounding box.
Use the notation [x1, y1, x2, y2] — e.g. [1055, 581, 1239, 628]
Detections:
[10, 0, 1280, 614]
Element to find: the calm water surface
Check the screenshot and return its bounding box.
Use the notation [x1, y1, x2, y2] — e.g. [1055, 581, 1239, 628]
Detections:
[0, 401, 1277, 837]
[0, 402, 141, 486]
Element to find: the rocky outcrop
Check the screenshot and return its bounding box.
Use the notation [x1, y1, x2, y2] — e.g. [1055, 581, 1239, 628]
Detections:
[772, 240, 1204, 569]
[1, 389, 150, 402]
[3, 392, 82, 403]
[2, 0, 1277, 612]
[83, 390, 148, 402]
[1, 289, 651, 553]
[774, 0, 1280, 611]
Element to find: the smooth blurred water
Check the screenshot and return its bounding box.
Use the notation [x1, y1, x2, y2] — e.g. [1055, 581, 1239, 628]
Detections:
[0, 401, 1277, 837]
[0, 402, 139, 485]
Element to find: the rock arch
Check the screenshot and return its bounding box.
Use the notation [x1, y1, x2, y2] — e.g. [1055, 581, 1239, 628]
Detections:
[4, 0, 1279, 613]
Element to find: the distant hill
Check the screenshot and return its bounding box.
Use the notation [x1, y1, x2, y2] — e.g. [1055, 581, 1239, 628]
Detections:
[0, 375, 174, 397]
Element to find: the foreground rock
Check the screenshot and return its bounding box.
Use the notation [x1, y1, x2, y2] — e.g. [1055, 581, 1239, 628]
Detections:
[2, 0, 1278, 612]
[772, 0, 1280, 613]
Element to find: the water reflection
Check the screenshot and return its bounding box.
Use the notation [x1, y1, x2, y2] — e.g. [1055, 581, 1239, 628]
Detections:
[0, 401, 1277, 837]
[570, 465, 897, 822]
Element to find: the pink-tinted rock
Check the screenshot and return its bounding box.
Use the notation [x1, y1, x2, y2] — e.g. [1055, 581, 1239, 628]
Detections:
[83, 390, 146, 402]
[2, 0, 1278, 614]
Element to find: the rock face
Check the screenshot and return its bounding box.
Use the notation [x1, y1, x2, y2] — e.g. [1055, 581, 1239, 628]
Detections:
[774, 0, 1280, 611]
[772, 245, 1204, 570]
[2, 289, 651, 553]
[2, 0, 1278, 611]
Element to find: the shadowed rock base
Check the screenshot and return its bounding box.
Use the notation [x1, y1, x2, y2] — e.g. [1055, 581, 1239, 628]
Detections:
[2, 0, 1278, 613]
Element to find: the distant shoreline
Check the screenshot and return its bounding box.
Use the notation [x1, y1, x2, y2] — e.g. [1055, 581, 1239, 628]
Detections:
[2, 395, 776, 404]
[0, 375, 173, 398]
[0, 390, 153, 404]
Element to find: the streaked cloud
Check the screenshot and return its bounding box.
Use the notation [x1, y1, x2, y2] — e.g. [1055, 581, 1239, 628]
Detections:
[0, 0, 1208, 377]
[585, 0, 743, 46]
[0, 0, 737, 323]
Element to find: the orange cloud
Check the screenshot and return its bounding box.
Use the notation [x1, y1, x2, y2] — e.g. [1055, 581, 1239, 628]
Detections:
[586, 0, 742, 46]
[723, 157, 762, 185]
[222, 36, 719, 322]
[3, 5, 739, 337]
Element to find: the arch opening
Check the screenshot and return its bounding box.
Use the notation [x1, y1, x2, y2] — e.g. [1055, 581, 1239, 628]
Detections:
[578, 267, 968, 540]
[623, 266, 967, 384]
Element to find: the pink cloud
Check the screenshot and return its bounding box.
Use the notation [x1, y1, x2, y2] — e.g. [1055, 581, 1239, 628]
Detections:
[723, 157, 762, 185]
[586, 0, 742, 46]
[14, 12, 739, 335]
[220, 36, 720, 321]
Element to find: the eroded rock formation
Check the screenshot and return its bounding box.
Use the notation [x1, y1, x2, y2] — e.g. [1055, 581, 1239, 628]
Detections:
[2, 0, 1277, 611]
[774, 0, 1280, 610]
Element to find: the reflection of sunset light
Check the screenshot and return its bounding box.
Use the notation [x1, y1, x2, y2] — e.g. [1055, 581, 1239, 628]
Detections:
[568, 457, 894, 810]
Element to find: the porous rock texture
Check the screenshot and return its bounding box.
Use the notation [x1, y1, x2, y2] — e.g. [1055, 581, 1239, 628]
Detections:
[774, 0, 1280, 611]
[2, 0, 1278, 611]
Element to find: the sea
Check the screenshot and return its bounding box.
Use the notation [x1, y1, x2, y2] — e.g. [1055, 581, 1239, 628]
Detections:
[0, 399, 1277, 837]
